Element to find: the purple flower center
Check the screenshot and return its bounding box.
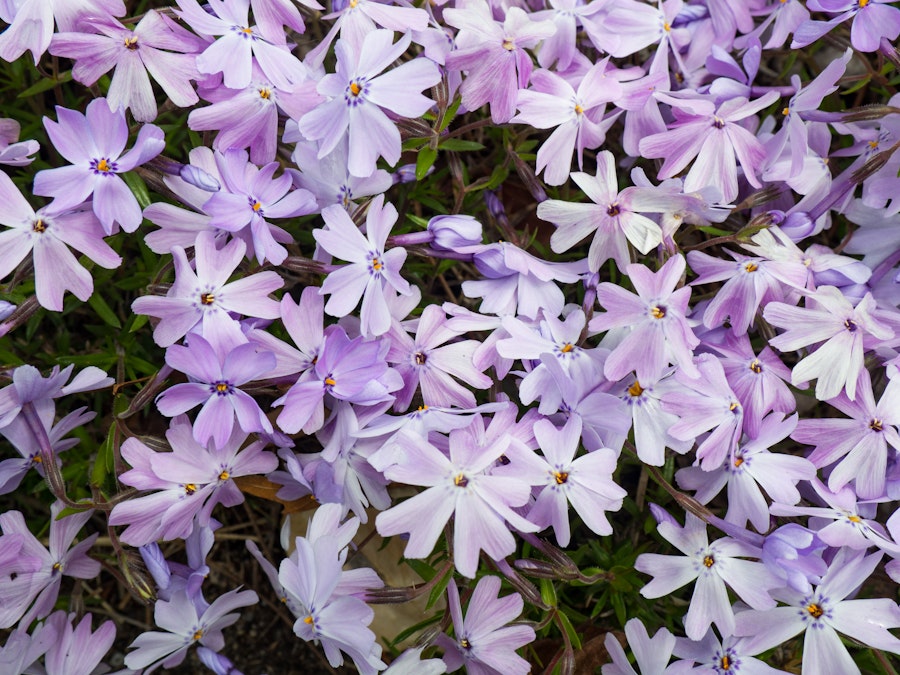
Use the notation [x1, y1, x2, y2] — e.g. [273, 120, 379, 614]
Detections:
[211, 381, 233, 397]
[90, 157, 118, 175]
[712, 116, 725, 129]
[799, 594, 831, 626]
[368, 252, 385, 276]
[749, 359, 762, 373]
[414, 351, 427, 365]
[714, 648, 739, 673]
[844, 319, 858, 332]
[248, 196, 265, 216]
[232, 26, 257, 40]
[606, 203, 621, 217]
[32, 218, 46, 234]
[650, 305, 667, 319]
[345, 78, 369, 106]
[123, 36, 139, 50]
[338, 185, 353, 206]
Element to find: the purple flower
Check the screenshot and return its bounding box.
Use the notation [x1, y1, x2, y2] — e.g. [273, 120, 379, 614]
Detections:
[435, 576, 535, 675]
[512, 63, 622, 185]
[640, 91, 779, 203]
[174, 0, 307, 90]
[794, 0, 900, 52]
[110, 418, 277, 545]
[791, 368, 900, 499]
[273, 325, 398, 434]
[386, 304, 491, 410]
[314, 195, 411, 337]
[635, 513, 778, 640]
[590, 254, 699, 385]
[49, 10, 202, 122]
[525, 416, 626, 547]
[0, 503, 100, 629]
[0, 171, 122, 311]
[131, 230, 283, 348]
[157, 334, 276, 449]
[676, 412, 816, 532]
[34, 98, 164, 233]
[618, 372, 691, 466]
[536, 150, 668, 272]
[124, 587, 258, 672]
[444, 0, 555, 124]
[602, 618, 690, 675]
[0, 364, 112, 430]
[0, 118, 38, 166]
[202, 148, 317, 265]
[763, 286, 894, 401]
[663, 354, 746, 471]
[0, 0, 125, 64]
[734, 548, 900, 675]
[761, 524, 827, 594]
[43, 611, 116, 675]
[299, 30, 440, 177]
[375, 422, 539, 578]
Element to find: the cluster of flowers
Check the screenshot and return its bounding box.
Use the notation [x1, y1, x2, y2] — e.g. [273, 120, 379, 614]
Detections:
[2, 0, 900, 673]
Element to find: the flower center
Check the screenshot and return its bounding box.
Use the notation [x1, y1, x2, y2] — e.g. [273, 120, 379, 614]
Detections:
[606, 203, 621, 217]
[729, 401, 740, 413]
[324, 377, 336, 387]
[304, 615, 314, 624]
[454, 474, 469, 488]
[628, 380, 644, 397]
[663, 21, 671, 31]
[214, 382, 230, 394]
[91, 157, 117, 174]
[52, 561, 62, 575]
[574, 104, 583, 115]
[712, 116, 725, 129]
[32, 219, 46, 233]
[744, 262, 758, 272]
[749, 359, 762, 373]
[200, 292, 215, 305]
[554, 471, 568, 484]
[350, 82, 361, 96]
[859, 0, 870, 7]
[650, 306, 666, 319]
[720, 655, 731, 670]
[806, 602, 824, 618]
[219, 470, 230, 481]
[193, 629, 204, 641]
[848, 514, 862, 523]
[259, 87, 272, 100]
[844, 319, 858, 332]
[414, 351, 427, 365]
[870, 418, 883, 431]
[502, 38, 515, 51]
[560, 342, 574, 353]
[703, 555, 715, 568]
[184, 483, 197, 495]
[782, 106, 791, 116]
[734, 455, 744, 467]
[460, 638, 471, 649]
[124, 36, 138, 50]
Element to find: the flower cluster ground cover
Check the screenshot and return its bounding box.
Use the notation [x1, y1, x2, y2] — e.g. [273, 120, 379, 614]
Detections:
[2, 0, 900, 673]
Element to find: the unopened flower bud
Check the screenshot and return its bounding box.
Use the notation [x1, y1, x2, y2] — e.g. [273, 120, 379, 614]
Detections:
[180, 164, 220, 192]
[428, 215, 483, 250]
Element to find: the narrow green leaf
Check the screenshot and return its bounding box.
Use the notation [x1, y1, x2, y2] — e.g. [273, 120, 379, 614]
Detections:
[91, 424, 116, 487]
[123, 171, 152, 210]
[540, 578, 558, 608]
[404, 558, 437, 582]
[439, 97, 462, 132]
[426, 567, 453, 609]
[87, 293, 122, 329]
[438, 139, 485, 152]
[18, 71, 72, 98]
[557, 611, 582, 650]
[416, 147, 438, 181]
[611, 591, 627, 627]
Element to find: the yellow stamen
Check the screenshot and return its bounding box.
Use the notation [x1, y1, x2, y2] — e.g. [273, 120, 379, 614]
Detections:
[554, 471, 568, 485]
[870, 418, 883, 431]
[806, 603, 824, 618]
[372, 257, 382, 270]
[560, 343, 574, 353]
[703, 555, 715, 568]
[259, 87, 271, 100]
[241, 27, 253, 34]
[32, 219, 45, 233]
[628, 380, 644, 397]
[216, 382, 229, 393]
[349, 0, 358, 7]
[414, 352, 427, 365]
[729, 401, 740, 412]
[650, 306, 666, 319]
[869, 139, 879, 149]
[96, 158, 111, 172]
[184, 483, 197, 495]
[574, 104, 584, 115]
[721, 655, 731, 670]
[859, 0, 870, 7]
[663, 21, 671, 32]
[848, 514, 862, 523]
[417, 404, 429, 411]
[782, 107, 790, 116]
[124, 36, 138, 50]
[734, 456, 744, 467]
[52, 562, 62, 572]
[193, 629, 204, 641]
[749, 359, 762, 373]
[454, 474, 468, 487]
[304, 615, 314, 624]
[744, 262, 758, 272]
[324, 377, 336, 386]
[200, 292, 215, 305]
[350, 82, 361, 96]
[32, 455, 42, 464]
[460, 638, 471, 649]
[219, 470, 230, 481]
[252, 201, 262, 212]
[502, 38, 515, 51]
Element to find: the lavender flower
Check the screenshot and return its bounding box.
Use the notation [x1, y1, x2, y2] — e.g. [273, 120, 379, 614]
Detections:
[43, 611, 116, 675]
[157, 334, 276, 449]
[34, 98, 165, 234]
[0, 118, 38, 166]
[314, 195, 412, 337]
[435, 576, 534, 675]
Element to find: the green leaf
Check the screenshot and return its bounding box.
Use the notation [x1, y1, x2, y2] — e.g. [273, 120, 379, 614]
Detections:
[439, 97, 462, 132]
[557, 611, 582, 650]
[87, 293, 121, 329]
[416, 147, 438, 181]
[55, 504, 93, 519]
[426, 567, 453, 609]
[388, 612, 442, 647]
[91, 424, 116, 487]
[540, 578, 558, 608]
[123, 171, 152, 210]
[17, 71, 73, 98]
[403, 558, 437, 582]
[843, 75, 872, 95]
[438, 139, 485, 152]
[611, 591, 627, 627]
